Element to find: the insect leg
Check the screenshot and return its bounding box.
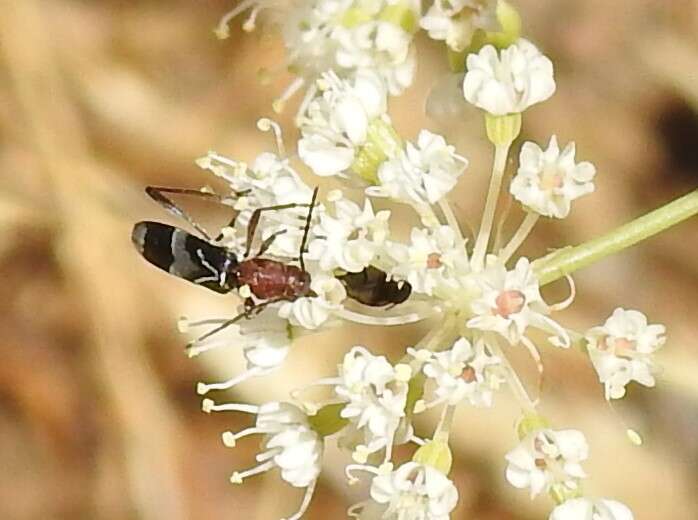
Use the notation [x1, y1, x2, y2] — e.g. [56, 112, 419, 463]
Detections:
[256, 229, 288, 256]
[244, 201, 312, 258]
[186, 310, 248, 350]
[298, 187, 319, 271]
[186, 297, 288, 350]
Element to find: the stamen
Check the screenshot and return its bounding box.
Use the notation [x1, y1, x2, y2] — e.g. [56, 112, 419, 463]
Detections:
[549, 275, 576, 311]
[294, 83, 318, 126]
[230, 460, 275, 484]
[257, 117, 286, 156]
[201, 398, 259, 414]
[273, 77, 305, 113]
[215, 0, 256, 39]
[290, 377, 343, 402]
[222, 427, 260, 447]
[420, 396, 448, 411]
[347, 501, 371, 518]
[197, 367, 265, 395]
[186, 338, 231, 358]
[410, 435, 427, 446]
[282, 479, 317, 520]
[351, 445, 371, 464]
[242, 6, 261, 32]
[345, 463, 380, 484]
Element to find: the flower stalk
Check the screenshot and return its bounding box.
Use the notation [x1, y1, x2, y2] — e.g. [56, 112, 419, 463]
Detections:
[472, 136, 514, 269]
[534, 188, 698, 285]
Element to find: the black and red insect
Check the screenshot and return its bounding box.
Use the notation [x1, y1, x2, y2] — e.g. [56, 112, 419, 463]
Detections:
[133, 185, 316, 310]
[132, 185, 412, 337]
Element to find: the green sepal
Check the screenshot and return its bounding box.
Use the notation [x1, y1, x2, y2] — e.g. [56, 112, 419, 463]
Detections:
[340, 7, 373, 28]
[485, 112, 522, 146]
[379, 2, 418, 33]
[405, 372, 426, 416]
[351, 118, 403, 184]
[412, 439, 453, 475]
[515, 413, 550, 440]
[308, 403, 349, 437]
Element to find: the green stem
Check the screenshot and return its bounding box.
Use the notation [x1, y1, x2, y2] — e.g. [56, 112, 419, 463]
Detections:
[533, 189, 698, 285]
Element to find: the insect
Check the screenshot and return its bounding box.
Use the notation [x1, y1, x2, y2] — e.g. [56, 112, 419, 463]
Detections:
[337, 265, 411, 308]
[132, 185, 412, 341]
[132, 185, 318, 340]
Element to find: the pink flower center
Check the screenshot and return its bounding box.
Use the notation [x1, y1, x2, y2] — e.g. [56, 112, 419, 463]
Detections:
[426, 253, 442, 269]
[495, 290, 526, 318]
[541, 167, 564, 191]
[598, 335, 636, 354]
[461, 366, 476, 383]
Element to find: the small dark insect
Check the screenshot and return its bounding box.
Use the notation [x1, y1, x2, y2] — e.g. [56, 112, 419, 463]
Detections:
[337, 265, 412, 308]
[132, 185, 318, 342]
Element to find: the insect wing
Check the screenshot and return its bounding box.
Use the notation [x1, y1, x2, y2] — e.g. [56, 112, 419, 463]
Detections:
[132, 221, 238, 294]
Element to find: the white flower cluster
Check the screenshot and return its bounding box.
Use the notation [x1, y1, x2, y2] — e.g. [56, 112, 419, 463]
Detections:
[217, 0, 421, 113]
[145, 4, 672, 519]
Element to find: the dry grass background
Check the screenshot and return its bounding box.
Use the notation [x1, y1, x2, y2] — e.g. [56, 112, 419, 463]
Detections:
[0, 1, 697, 519]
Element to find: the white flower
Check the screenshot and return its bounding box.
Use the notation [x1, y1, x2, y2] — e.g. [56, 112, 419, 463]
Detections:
[196, 148, 321, 259]
[421, 0, 499, 52]
[217, 0, 418, 113]
[335, 346, 409, 458]
[191, 308, 293, 394]
[369, 130, 468, 206]
[511, 136, 596, 218]
[467, 257, 570, 347]
[278, 273, 347, 329]
[463, 39, 555, 115]
[353, 462, 458, 520]
[505, 428, 589, 498]
[278, 0, 352, 77]
[206, 400, 322, 520]
[585, 308, 666, 400]
[298, 70, 389, 177]
[388, 225, 468, 297]
[550, 497, 634, 520]
[333, 20, 417, 95]
[309, 197, 390, 273]
[416, 336, 504, 408]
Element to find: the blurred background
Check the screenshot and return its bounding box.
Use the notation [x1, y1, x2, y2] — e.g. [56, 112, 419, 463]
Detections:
[0, 0, 697, 518]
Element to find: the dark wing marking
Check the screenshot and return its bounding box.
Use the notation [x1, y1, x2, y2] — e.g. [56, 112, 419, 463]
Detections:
[132, 221, 238, 294]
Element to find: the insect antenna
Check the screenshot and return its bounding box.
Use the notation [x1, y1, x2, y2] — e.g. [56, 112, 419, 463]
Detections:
[299, 187, 319, 272]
